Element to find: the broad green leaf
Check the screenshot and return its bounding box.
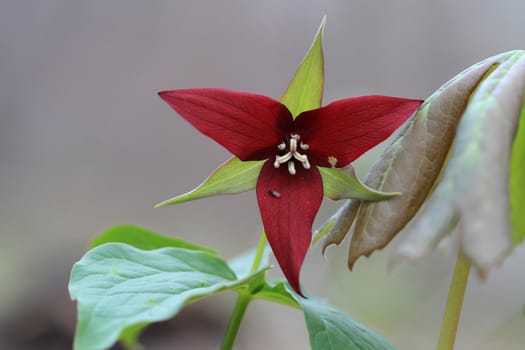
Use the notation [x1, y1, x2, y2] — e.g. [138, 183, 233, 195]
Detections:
[510, 98, 525, 243]
[89, 224, 215, 254]
[289, 290, 396, 350]
[319, 166, 399, 201]
[69, 243, 265, 350]
[320, 50, 525, 272]
[280, 16, 326, 117]
[155, 157, 263, 207]
[252, 280, 300, 309]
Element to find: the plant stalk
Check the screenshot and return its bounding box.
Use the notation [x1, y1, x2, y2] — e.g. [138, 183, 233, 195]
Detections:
[220, 231, 267, 350]
[436, 254, 471, 350]
[220, 293, 251, 350]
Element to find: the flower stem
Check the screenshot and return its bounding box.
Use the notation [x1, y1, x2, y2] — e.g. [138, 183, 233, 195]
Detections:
[220, 231, 267, 350]
[220, 293, 251, 350]
[250, 230, 268, 273]
[436, 254, 471, 350]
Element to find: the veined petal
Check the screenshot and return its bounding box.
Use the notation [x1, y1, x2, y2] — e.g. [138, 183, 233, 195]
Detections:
[293, 96, 422, 167]
[159, 88, 293, 161]
[256, 161, 323, 296]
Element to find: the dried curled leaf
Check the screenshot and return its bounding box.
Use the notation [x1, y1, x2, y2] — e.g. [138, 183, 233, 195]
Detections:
[394, 51, 525, 275]
[155, 157, 263, 207]
[322, 50, 525, 275]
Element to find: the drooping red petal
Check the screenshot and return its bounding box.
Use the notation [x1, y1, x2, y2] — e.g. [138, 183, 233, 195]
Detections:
[256, 160, 323, 296]
[293, 96, 423, 167]
[159, 88, 293, 161]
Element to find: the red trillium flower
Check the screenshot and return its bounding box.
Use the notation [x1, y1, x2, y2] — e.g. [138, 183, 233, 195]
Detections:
[159, 88, 422, 295]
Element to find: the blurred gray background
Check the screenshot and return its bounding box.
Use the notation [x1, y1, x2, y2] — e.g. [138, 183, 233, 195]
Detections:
[1, 1, 525, 349]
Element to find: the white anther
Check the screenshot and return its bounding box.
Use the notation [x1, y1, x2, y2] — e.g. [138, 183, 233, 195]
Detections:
[293, 152, 308, 163]
[273, 134, 311, 175]
[288, 161, 296, 175]
[328, 156, 338, 168]
[275, 152, 292, 164]
[289, 137, 298, 153]
[302, 159, 311, 169]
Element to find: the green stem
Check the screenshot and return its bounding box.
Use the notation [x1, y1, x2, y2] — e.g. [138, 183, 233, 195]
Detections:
[250, 230, 268, 273]
[436, 254, 471, 350]
[220, 293, 251, 350]
[220, 231, 267, 350]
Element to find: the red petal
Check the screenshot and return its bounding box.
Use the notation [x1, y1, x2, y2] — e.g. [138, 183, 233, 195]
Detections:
[294, 96, 423, 167]
[256, 160, 323, 296]
[159, 88, 293, 161]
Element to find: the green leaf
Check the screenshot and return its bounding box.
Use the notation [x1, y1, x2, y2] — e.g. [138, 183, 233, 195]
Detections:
[89, 224, 215, 254]
[510, 98, 525, 244]
[280, 16, 326, 117]
[155, 157, 263, 207]
[290, 291, 396, 350]
[69, 243, 265, 350]
[319, 166, 399, 201]
[252, 280, 300, 309]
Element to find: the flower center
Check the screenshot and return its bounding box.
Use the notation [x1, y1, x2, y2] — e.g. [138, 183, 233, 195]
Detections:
[273, 134, 310, 175]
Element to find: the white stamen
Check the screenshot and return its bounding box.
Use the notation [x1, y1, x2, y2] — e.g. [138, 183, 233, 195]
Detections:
[303, 159, 311, 169]
[275, 152, 292, 164]
[289, 136, 298, 153]
[328, 156, 338, 168]
[293, 152, 308, 163]
[288, 160, 296, 175]
[273, 134, 311, 175]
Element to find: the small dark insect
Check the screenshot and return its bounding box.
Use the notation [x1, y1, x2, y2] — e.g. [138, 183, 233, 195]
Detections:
[268, 189, 281, 198]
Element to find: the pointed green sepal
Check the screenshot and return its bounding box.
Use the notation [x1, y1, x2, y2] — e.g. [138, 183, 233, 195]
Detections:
[280, 16, 326, 117]
[155, 157, 264, 207]
[319, 166, 400, 201]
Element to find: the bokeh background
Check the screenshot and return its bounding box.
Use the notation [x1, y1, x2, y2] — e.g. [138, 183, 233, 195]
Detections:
[2, 1, 525, 349]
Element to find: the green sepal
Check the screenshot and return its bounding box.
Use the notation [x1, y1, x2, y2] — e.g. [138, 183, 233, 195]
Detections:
[252, 280, 300, 309]
[319, 166, 400, 201]
[281, 16, 326, 117]
[155, 157, 263, 207]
